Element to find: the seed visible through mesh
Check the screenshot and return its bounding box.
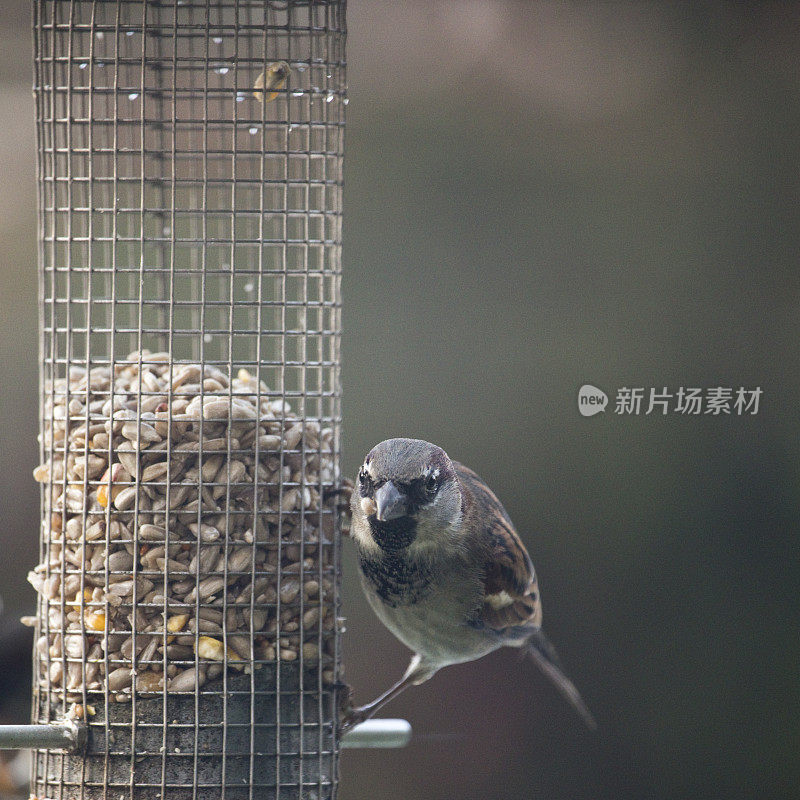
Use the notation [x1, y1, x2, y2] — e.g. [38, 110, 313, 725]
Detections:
[28, 351, 348, 706]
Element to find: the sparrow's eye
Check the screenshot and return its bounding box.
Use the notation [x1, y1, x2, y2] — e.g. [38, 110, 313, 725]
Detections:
[358, 468, 371, 493]
[425, 473, 439, 496]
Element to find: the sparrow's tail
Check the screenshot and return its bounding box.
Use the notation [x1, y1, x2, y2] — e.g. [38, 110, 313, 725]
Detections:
[525, 629, 597, 730]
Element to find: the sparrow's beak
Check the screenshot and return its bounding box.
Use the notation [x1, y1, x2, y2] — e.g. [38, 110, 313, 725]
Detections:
[374, 481, 407, 522]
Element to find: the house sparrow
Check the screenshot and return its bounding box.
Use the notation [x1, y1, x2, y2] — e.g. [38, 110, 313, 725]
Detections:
[252, 61, 290, 104]
[342, 438, 595, 731]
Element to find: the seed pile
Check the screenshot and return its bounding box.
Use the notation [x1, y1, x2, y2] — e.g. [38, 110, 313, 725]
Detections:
[28, 351, 345, 704]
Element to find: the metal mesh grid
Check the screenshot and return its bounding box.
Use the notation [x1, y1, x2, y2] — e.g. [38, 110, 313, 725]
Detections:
[30, 1, 346, 797]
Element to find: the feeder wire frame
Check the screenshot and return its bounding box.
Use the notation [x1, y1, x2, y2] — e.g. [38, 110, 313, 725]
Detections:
[31, 1, 346, 798]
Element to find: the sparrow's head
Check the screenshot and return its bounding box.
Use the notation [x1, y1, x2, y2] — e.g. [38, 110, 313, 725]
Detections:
[351, 438, 462, 553]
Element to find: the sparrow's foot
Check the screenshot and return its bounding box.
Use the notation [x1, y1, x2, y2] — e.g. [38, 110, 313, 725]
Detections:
[336, 681, 364, 735]
[339, 704, 369, 735]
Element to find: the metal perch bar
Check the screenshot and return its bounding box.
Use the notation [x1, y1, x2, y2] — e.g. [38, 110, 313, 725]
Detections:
[339, 720, 412, 750]
[0, 719, 411, 752]
[0, 724, 87, 753]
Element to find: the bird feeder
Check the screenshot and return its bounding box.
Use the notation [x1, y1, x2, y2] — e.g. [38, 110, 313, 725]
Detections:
[26, 1, 349, 797]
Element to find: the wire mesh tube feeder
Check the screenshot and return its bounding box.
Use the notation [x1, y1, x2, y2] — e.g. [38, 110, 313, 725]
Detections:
[9, 1, 408, 798]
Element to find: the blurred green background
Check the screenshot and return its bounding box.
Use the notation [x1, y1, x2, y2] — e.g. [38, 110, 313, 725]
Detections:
[1, 2, 799, 799]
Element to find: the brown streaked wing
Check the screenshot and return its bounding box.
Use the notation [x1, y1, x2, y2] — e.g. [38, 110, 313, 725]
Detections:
[456, 462, 543, 631]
